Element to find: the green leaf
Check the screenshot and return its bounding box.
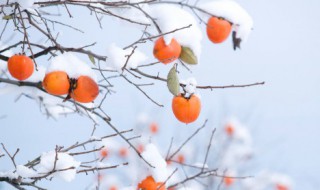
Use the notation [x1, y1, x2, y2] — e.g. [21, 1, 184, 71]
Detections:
[179, 46, 198, 65]
[88, 54, 95, 65]
[167, 65, 180, 96]
[2, 15, 12, 20]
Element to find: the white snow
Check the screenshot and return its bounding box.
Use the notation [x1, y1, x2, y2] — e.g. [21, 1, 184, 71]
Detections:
[148, 5, 203, 58]
[0, 170, 18, 179]
[105, 43, 148, 73]
[180, 77, 197, 94]
[16, 165, 39, 178]
[47, 52, 97, 81]
[199, 0, 253, 43]
[38, 150, 81, 182]
[16, 0, 35, 10]
[141, 143, 168, 182]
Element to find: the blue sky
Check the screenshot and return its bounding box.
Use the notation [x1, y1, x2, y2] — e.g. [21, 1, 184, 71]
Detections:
[1, 0, 320, 189]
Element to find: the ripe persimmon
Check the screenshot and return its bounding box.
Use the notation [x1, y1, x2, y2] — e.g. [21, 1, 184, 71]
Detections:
[225, 124, 234, 136]
[109, 185, 118, 190]
[224, 177, 234, 186]
[137, 176, 166, 190]
[119, 147, 128, 157]
[100, 148, 108, 158]
[177, 154, 185, 164]
[276, 184, 288, 190]
[153, 37, 181, 64]
[71, 76, 99, 103]
[7, 54, 34, 80]
[149, 122, 159, 134]
[206, 16, 232, 44]
[172, 94, 201, 124]
[43, 71, 70, 95]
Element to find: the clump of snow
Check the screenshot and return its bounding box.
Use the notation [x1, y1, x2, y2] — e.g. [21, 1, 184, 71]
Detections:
[90, 136, 101, 141]
[105, 43, 148, 73]
[148, 5, 203, 58]
[199, 0, 253, 42]
[38, 150, 81, 182]
[16, 0, 35, 10]
[0, 170, 18, 179]
[140, 143, 168, 182]
[180, 77, 197, 94]
[47, 52, 97, 81]
[16, 165, 39, 178]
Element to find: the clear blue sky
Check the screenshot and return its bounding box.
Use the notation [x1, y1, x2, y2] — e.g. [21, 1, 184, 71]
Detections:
[1, 0, 320, 189]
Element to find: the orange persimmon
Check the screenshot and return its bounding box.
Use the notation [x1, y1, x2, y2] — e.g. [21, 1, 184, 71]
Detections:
[43, 71, 70, 95]
[149, 122, 159, 134]
[100, 148, 108, 158]
[206, 16, 232, 44]
[71, 76, 99, 103]
[225, 123, 234, 136]
[137, 176, 166, 190]
[172, 94, 201, 124]
[153, 37, 181, 64]
[224, 177, 234, 186]
[7, 54, 34, 80]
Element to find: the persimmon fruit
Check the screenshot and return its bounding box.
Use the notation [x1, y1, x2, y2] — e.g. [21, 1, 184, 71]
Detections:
[177, 154, 185, 164]
[172, 94, 201, 124]
[225, 124, 234, 136]
[224, 177, 234, 186]
[100, 148, 108, 158]
[7, 54, 34, 80]
[206, 16, 232, 44]
[149, 122, 159, 134]
[153, 37, 181, 64]
[276, 184, 288, 190]
[71, 76, 99, 103]
[137, 176, 166, 190]
[109, 186, 118, 190]
[119, 147, 128, 157]
[43, 71, 70, 95]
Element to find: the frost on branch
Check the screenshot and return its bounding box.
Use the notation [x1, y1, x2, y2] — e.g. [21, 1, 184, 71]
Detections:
[38, 151, 81, 182]
[47, 52, 97, 81]
[180, 77, 198, 94]
[105, 43, 148, 72]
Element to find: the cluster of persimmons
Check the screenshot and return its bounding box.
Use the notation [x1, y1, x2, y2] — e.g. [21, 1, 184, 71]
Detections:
[153, 16, 232, 125]
[7, 54, 99, 103]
